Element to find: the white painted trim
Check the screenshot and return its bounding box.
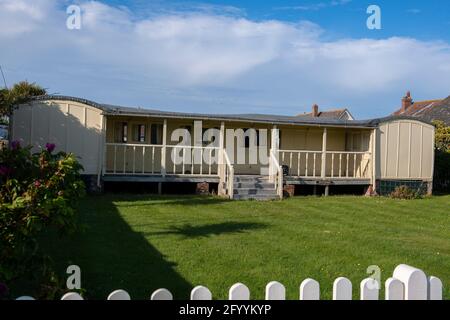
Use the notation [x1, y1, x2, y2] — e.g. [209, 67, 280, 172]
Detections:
[341, 109, 354, 121]
[161, 119, 167, 176]
[321, 128, 327, 178]
[430, 126, 435, 184]
[395, 122, 400, 177]
[420, 126, 423, 178]
[384, 124, 389, 177]
[98, 115, 107, 186]
[371, 128, 376, 186]
[408, 123, 412, 178]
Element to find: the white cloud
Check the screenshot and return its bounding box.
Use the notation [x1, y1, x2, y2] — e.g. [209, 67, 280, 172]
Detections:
[0, 0, 53, 36]
[0, 0, 47, 19]
[80, 1, 133, 30]
[0, 0, 449, 118]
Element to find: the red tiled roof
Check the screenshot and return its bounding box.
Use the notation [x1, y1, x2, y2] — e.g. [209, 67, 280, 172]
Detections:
[392, 96, 450, 125]
[297, 108, 352, 120]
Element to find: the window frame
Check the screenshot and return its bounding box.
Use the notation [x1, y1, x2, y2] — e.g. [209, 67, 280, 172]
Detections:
[121, 122, 128, 143]
[132, 124, 147, 143]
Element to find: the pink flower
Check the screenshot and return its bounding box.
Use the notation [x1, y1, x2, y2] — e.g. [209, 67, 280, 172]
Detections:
[34, 180, 41, 187]
[45, 143, 56, 153]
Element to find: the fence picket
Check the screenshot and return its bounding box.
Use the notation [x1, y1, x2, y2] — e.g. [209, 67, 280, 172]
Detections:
[299, 278, 320, 300]
[385, 277, 404, 300]
[428, 276, 443, 300]
[229, 283, 250, 300]
[265, 281, 286, 300]
[61, 292, 83, 300]
[333, 277, 352, 300]
[16, 296, 35, 300]
[107, 289, 131, 300]
[191, 286, 212, 300]
[13, 264, 443, 301]
[360, 278, 379, 300]
[150, 288, 173, 300]
[393, 264, 427, 300]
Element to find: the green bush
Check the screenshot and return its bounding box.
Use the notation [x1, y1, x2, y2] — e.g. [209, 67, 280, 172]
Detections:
[0, 142, 85, 299]
[390, 185, 422, 200]
[433, 121, 450, 193]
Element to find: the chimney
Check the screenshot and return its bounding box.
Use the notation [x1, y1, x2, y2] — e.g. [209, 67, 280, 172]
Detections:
[312, 104, 319, 117]
[401, 91, 413, 112]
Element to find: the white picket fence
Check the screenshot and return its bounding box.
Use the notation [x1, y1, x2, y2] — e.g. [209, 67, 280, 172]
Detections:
[16, 264, 443, 300]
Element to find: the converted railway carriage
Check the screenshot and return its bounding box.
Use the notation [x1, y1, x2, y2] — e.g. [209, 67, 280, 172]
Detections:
[11, 96, 434, 199]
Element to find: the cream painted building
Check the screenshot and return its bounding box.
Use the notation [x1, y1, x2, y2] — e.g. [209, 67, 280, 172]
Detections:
[11, 96, 435, 199]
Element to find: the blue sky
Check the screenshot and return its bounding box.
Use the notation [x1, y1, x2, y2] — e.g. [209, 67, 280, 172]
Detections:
[100, 0, 450, 41]
[0, 0, 449, 119]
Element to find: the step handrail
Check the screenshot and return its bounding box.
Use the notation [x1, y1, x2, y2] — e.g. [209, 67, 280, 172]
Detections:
[223, 150, 234, 199]
[270, 150, 283, 199]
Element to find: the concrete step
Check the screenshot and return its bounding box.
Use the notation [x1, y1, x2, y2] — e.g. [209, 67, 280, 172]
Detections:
[230, 175, 279, 200]
[233, 188, 278, 195]
[234, 175, 269, 182]
[233, 194, 280, 201]
[234, 182, 274, 189]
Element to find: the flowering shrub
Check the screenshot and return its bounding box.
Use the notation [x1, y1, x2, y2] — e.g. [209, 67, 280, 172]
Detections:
[0, 141, 85, 299]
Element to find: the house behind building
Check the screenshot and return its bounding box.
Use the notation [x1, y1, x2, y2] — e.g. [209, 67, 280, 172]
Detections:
[393, 91, 450, 126]
[298, 104, 354, 121]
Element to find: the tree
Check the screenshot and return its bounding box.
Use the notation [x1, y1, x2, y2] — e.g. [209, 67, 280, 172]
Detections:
[0, 81, 46, 117]
[433, 120, 450, 152]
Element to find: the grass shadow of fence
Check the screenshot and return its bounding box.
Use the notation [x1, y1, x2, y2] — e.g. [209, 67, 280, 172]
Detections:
[37, 196, 193, 300]
[148, 221, 269, 238]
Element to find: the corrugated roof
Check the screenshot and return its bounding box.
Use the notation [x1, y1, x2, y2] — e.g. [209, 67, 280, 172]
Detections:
[33, 95, 431, 128]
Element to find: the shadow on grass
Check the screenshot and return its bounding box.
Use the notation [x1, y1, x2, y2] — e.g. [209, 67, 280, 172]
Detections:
[149, 222, 269, 238]
[109, 194, 232, 207]
[37, 196, 193, 300]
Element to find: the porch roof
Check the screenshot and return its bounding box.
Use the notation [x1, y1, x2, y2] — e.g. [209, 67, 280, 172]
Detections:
[34, 95, 430, 128]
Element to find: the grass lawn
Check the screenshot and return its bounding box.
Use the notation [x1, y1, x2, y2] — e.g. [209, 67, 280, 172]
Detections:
[38, 194, 449, 300]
